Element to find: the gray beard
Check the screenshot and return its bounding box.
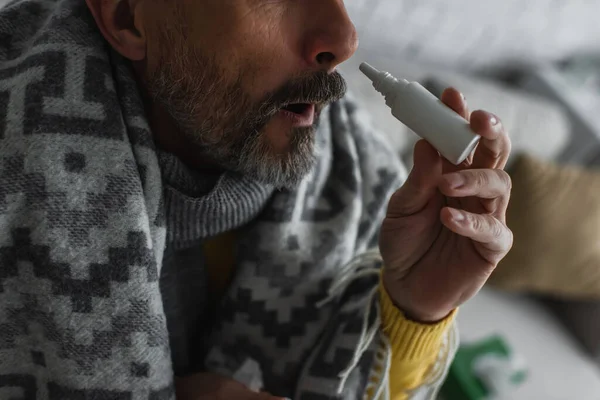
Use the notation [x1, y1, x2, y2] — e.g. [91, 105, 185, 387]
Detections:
[234, 125, 318, 189]
[142, 4, 344, 189]
[146, 73, 319, 189]
[145, 32, 341, 188]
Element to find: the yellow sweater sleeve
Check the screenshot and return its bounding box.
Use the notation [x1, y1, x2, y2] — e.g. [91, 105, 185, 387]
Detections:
[203, 233, 455, 399]
[372, 279, 457, 400]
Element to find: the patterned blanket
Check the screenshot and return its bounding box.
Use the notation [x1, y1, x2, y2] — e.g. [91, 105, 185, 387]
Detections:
[0, 1, 455, 399]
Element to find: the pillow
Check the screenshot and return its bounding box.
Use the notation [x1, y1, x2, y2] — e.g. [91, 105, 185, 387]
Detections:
[345, 0, 600, 71]
[489, 154, 600, 299]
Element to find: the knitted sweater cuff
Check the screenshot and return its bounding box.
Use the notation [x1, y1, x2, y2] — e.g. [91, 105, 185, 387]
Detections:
[379, 278, 457, 362]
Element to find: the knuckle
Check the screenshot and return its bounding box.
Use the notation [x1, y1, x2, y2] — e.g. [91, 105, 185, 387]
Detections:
[506, 226, 514, 249]
[505, 135, 513, 152]
[496, 169, 512, 191]
[492, 220, 505, 240]
[469, 214, 482, 232]
[482, 144, 503, 161]
[476, 170, 490, 188]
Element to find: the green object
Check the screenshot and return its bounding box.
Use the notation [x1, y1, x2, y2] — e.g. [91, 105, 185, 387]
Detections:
[440, 336, 527, 400]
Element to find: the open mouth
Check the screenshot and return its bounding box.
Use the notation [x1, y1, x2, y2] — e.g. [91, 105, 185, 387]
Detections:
[278, 103, 316, 127]
[282, 103, 312, 115]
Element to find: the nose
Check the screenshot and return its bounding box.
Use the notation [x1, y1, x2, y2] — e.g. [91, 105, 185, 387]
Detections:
[302, 0, 358, 73]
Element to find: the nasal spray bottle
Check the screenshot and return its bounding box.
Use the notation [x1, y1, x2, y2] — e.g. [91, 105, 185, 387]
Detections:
[359, 63, 480, 165]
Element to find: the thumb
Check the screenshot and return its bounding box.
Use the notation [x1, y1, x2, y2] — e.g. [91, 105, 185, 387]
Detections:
[387, 140, 442, 217]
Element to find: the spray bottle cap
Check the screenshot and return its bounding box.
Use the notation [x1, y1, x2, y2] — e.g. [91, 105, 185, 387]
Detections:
[359, 62, 381, 82]
[359, 62, 409, 97]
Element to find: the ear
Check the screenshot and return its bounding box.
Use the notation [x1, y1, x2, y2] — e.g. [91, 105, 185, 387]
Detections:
[85, 0, 146, 61]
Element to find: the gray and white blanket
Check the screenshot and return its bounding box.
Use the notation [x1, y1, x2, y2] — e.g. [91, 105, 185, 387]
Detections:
[0, 1, 455, 399]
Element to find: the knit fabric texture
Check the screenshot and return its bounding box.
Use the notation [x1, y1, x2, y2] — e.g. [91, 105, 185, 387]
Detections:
[0, 1, 434, 399]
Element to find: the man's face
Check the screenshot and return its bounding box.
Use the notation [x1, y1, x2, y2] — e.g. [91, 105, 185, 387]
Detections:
[139, 0, 358, 188]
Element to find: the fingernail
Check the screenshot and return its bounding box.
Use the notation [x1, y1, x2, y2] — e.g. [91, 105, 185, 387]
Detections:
[488, 112, 499, 126]
[443, 173, 465, 189]
[449, 208, 465, 222]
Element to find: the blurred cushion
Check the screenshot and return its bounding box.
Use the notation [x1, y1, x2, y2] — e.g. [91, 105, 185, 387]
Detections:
[345, 0, 600, 71]
[489, 154, 600, 298]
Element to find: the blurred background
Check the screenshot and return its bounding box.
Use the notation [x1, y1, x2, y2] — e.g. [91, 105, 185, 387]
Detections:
[339, 0, 600, 399]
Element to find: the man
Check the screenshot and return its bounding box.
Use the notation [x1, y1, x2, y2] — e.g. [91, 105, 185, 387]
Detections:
[0, 0, 512, 399]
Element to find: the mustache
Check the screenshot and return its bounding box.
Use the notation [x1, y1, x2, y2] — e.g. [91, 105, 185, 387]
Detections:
[257, 70, 347, 117]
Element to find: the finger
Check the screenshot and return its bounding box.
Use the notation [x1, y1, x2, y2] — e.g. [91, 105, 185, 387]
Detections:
[439, 169, 512, 204]
[441, 87, 470, 121]
[440, 207, 513, 258]
[469, 110, 512, 169]
[387, 140, 442, 217]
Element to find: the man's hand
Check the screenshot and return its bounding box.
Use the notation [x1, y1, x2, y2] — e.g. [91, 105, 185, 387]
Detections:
[379, 88, 513, 323]
[175, 372, 287, 400]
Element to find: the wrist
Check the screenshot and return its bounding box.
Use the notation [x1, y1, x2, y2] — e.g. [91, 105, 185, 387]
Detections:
[381, 271, 452, 324]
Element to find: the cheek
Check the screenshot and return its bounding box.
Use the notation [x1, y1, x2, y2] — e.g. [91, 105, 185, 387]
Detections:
[180, 2, 296, 100]
[218, 16, 294, 96]
[237, 41, 294, 101]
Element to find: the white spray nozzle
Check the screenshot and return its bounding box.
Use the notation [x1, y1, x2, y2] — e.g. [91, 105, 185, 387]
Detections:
[359, 62, 408, 98]
[359, 62, 381, 82]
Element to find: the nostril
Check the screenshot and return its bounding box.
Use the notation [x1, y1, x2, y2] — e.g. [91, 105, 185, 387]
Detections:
[316, 52, 335, 65]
